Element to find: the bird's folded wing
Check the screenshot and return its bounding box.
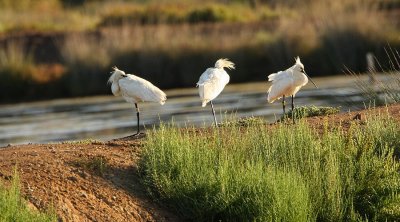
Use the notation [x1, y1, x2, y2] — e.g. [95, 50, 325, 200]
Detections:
[268, 70, 291, 82]
[267, 70, 294, 102]
[198, 70, 228, 102]
[196, 68, 216, 86]
[119, 77, 166, 103]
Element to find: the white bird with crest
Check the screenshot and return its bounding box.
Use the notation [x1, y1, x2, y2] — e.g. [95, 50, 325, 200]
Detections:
[196, 58, 235, 126]
[108, 66, 167, 135]
[267, 57, 317, 119]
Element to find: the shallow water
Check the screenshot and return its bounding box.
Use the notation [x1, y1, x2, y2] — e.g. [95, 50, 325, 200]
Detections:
[0, 75, 371, 147]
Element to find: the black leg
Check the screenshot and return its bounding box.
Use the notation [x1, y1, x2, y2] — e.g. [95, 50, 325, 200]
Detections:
[134, 103, 140, 135]
[282, 95, 286, 117]
[291, 95, 295, 124]
[210, 101, 218, 127]
[291, 95, 295, 111]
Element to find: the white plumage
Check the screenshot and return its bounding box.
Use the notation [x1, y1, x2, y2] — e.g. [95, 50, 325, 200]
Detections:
[267, 57, 309, 103]
[267, 57, 317, 119]
[108, 66, 166, 135]
[197, 58, 235, 107]
[196, 58, 235, 126]
[108, 67, 166, 105]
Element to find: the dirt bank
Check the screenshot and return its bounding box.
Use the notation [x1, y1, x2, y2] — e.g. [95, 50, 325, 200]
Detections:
[0, 104, 399, 221]
[0, 138, 180, 222]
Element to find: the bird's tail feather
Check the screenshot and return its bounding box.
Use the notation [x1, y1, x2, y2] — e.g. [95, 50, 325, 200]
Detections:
[158, 92, 167, 105]
[267, 96, 275, 103]
[267, 93, 279, 103]
[267, 72, 278, 82]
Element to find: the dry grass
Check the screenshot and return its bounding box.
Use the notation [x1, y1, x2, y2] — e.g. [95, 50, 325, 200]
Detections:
[0, 0, 97, 32]
[0, 0, 399, 102]
[0, 41, 65, 84]
[352, 47, 400, 105]
[274, 0, 397, 60]
[2, 0, 394, 33]
[0, 0, 279, 33]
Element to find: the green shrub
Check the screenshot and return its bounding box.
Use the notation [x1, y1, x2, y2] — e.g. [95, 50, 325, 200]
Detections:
[284, 105, 341, 120]
[71, 155, 109, 176]
[0, 170, 56, 222]
[99, 5, 187, 26]
[139, 114, 400, 221]
[187, 5, 236, 23]
[219, 116, 266, 127]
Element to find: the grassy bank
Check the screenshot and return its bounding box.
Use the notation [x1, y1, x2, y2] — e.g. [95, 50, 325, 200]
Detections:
[0, 171, 56, 222]
[139, 114, 400, 221]
[0, 0, 399, 102]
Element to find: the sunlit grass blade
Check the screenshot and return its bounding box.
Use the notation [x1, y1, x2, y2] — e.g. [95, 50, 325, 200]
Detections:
[139, 114, 400, 221]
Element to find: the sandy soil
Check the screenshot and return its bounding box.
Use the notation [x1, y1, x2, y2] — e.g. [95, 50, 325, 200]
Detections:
[0, 137, 180, 222]
[0, 104, 399, 222]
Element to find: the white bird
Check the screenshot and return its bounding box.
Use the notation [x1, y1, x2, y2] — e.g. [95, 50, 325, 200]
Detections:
[108, 66, 167, 135]
[196, 58, 235, 126]
[267, 56, 317, 119]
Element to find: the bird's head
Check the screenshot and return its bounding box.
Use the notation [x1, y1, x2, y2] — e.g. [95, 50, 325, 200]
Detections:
[108, 66, 127, 84]
[293, 56, 318, 88]
[293, 56, 305, 74]
[215, 58, 235, 70]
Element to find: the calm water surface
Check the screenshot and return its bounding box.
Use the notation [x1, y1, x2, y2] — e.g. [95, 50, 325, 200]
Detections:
[0, 75, 371, 147]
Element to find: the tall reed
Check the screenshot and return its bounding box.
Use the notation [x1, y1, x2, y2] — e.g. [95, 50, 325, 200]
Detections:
[353, 47, 400, 105]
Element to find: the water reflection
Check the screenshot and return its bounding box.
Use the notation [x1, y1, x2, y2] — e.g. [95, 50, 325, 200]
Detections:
[0, 75, 368, 147]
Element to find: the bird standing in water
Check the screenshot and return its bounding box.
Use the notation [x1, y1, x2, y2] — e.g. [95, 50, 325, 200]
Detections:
[108, 67, 167, 135]
[197, 58, 235, 127]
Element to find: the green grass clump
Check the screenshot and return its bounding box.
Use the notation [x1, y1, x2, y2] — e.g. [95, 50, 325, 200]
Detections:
[139, 114, 400, 221]
[284, 105, 341, 120]
[71, 155, 109, 176]
[98, 2, 277, 26]
[62, 138, 102, 145]
[219, 116, 266, 127]
[187, 4, 237, 23]
[0, 171, 56, 222]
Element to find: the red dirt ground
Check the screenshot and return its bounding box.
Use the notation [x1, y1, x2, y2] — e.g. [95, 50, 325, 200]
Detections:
[0, 138, 180, 222]
[0, 104, 399, 221]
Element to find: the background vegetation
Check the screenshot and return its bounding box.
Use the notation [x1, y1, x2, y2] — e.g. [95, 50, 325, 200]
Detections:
[139, 114, 400, 221]
[0, 0, 399, 102]
[353, 47, 400, 106]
